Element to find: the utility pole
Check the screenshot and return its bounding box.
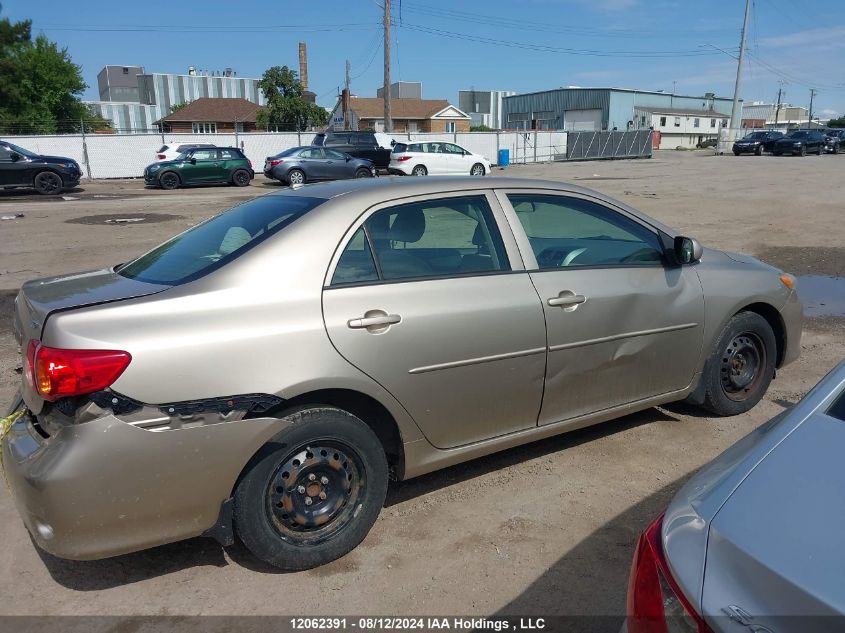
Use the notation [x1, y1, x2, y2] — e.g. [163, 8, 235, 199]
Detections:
[383, 0, 392, 133]
[728, 0, 752, 140]
[774, 81, 785, 129]
[808, 88, 817, 130]
[344, 60, 351, 130]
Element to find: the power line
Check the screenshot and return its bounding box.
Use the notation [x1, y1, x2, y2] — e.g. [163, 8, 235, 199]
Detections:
[398, 22, 735, 57]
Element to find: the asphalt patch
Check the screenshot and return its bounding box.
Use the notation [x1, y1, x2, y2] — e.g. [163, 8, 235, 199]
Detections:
[65, 213, 183, 225]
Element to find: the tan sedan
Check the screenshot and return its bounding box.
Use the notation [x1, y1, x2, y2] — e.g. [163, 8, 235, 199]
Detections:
[4, 177, 801, 569]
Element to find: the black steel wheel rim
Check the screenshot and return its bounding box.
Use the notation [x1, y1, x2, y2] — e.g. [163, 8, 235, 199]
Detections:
[720, 332, 767, 401]
[266, 440, 365, 545]
[39, 173, 61, 192]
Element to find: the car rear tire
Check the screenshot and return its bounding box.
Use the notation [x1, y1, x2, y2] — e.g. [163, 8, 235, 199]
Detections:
[159, 171, 181, 190]
[287, 169, 306, 185]
[233, 407, 388, 570]
[799, 146, 807, 157]
[700, 311, 777, 416]
[754, 145, 763, 156]
[834, 144, 840, 155]
[817, 144, 824, 156]
[411, 165, 427, 176]
[354, 167, 373, 179]
[232, 169, 251, 187]
[470, 163, 485, 176]
[33, 171, 63, 195]
[733, 150, 741, 156]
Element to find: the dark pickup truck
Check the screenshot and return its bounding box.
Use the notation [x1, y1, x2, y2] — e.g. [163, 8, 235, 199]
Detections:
[312, 131, 394, 170]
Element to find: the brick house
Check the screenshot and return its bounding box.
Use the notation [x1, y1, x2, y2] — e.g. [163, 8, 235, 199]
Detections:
[155, 97, 265, 134]
[329, 97, 471, 133]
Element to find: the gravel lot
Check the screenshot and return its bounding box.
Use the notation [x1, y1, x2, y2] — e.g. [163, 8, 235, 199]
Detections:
[1, 151, 843, 626]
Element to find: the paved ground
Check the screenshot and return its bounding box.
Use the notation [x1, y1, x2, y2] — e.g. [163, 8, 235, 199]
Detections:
[1, 151, 843, 625]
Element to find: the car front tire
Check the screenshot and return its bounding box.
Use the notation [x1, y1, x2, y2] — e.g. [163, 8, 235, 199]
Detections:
[700, 311, 777, 416]
[233, 407, 388, 570]
[33, 170, 63, 195]
[354, 167, 373, 178]
[470, 163, 485, 176]
[159, 171, 181, 190]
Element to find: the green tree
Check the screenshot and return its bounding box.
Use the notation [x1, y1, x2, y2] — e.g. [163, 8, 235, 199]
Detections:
[256, 65, 327, 131]
[169, 101, 190, 114]
[0, 17, 111, 134]
[827, 116, 845, 128]
[470, 124, 493, 132]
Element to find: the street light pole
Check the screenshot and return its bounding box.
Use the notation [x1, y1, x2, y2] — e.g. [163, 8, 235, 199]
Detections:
[808, 88, 817, 130]
[383, 0, 392, 133]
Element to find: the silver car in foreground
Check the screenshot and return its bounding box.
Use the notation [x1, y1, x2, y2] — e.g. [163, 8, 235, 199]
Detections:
[4, 177, 801, 570]
[626, 359, 845, 633]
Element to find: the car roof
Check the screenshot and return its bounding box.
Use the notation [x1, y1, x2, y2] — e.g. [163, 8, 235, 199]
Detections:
[270, 176, 679, 237]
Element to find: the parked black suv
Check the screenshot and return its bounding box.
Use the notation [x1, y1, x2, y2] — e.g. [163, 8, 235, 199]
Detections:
[0, 140, 82, 194]
[732, 130, 784, 155]
[312, 131, 395, 169]
[772, 130, 826, 156]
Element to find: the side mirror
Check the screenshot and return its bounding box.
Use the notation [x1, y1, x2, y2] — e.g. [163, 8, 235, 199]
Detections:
[346, 156, 351, 162]
[189, 157, 197, 164]
[674, 236, 703, 265]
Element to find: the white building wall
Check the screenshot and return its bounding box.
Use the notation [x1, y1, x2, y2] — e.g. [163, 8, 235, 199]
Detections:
[650, 113, 727, 148]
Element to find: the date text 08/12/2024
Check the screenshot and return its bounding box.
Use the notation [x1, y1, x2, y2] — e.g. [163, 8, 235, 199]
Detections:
[289, 617, 546, 631]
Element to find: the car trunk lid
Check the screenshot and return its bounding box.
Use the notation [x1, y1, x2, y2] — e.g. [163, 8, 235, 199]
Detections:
[700, 411, 845, 629]
[14, 268, 168, 412]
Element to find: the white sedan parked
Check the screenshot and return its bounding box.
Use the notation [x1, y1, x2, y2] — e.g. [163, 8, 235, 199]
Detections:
[388, 141, 490, 176]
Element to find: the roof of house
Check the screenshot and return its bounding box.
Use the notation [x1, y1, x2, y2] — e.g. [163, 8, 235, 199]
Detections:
[637, 107, 730, 117]
[349, 97, 469, 120]
[157, 97, 265, 123]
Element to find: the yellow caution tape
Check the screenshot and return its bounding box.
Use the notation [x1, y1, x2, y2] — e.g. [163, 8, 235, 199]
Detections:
[0, 409, 26, 487]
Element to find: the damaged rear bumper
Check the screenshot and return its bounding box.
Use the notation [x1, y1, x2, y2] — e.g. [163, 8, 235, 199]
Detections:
[2, 408, 290, 560]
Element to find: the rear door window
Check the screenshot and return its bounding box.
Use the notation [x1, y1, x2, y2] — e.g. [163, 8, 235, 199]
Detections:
[337, 195, 510, 282]
[118, 196, 326, 285]
[219, 149, 241, 160]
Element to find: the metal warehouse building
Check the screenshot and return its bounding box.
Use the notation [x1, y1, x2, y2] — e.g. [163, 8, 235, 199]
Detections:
[502, 87, 737, 149]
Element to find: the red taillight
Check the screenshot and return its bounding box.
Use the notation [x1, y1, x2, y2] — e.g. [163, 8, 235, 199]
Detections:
[248, 159, 253, 169]
[157, 154, 166, 159]
[627, 514, 711, 633]
[270, 159, 284, 166]
[397, 156, 412, 162]
[31, 345, 131, 401]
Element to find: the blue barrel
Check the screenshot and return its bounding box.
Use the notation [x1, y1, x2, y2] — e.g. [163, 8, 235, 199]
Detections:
[497, 148, 510, 167]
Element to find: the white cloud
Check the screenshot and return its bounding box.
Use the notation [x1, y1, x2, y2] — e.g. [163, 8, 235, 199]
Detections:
[761, 26, 845, 49]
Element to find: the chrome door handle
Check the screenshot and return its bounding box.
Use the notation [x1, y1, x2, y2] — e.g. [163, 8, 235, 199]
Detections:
[347, 314, 401, 329]
[548, 292, 587, 308]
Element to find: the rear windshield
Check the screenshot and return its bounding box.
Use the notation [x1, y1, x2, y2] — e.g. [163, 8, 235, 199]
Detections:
[273, 147, 302, 158]
[392, 143, 407, 153]
[118, 195, 326, 285]
[158, 145, 169, 152]
[828, 389, 845, 422]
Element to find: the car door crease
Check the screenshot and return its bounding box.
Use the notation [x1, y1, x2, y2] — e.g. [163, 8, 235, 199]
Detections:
[547, 322, 699, 352]
[408, 346, 547, 374]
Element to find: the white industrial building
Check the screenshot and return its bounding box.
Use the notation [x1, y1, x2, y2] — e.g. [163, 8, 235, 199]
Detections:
[458, 89, 515, 129]
[635, 107, 729, 148]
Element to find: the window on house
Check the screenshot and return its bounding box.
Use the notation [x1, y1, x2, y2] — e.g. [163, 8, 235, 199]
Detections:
[674, 117, 681, 127]
[192, 122, 217, 134]
[122, 67, 129, 74]
[508, 112, 529, 122]
[694, 118, 700, 128]
[640, 115, 646, 126]
[659, 116, 667, 127]
[445, 121, 456, 133]
[711, 118, 716, 128]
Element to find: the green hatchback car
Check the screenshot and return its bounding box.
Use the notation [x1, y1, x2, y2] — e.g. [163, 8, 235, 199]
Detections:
[144, 147, 254, 189]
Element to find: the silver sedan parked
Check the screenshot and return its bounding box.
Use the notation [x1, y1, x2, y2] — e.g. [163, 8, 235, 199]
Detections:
[626, 359, 845, 633]
[4, 177, 801, 570]
[263, 146, 375, 185]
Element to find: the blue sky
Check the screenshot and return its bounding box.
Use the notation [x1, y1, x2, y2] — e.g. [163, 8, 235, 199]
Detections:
[3, 0, 843, 117]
